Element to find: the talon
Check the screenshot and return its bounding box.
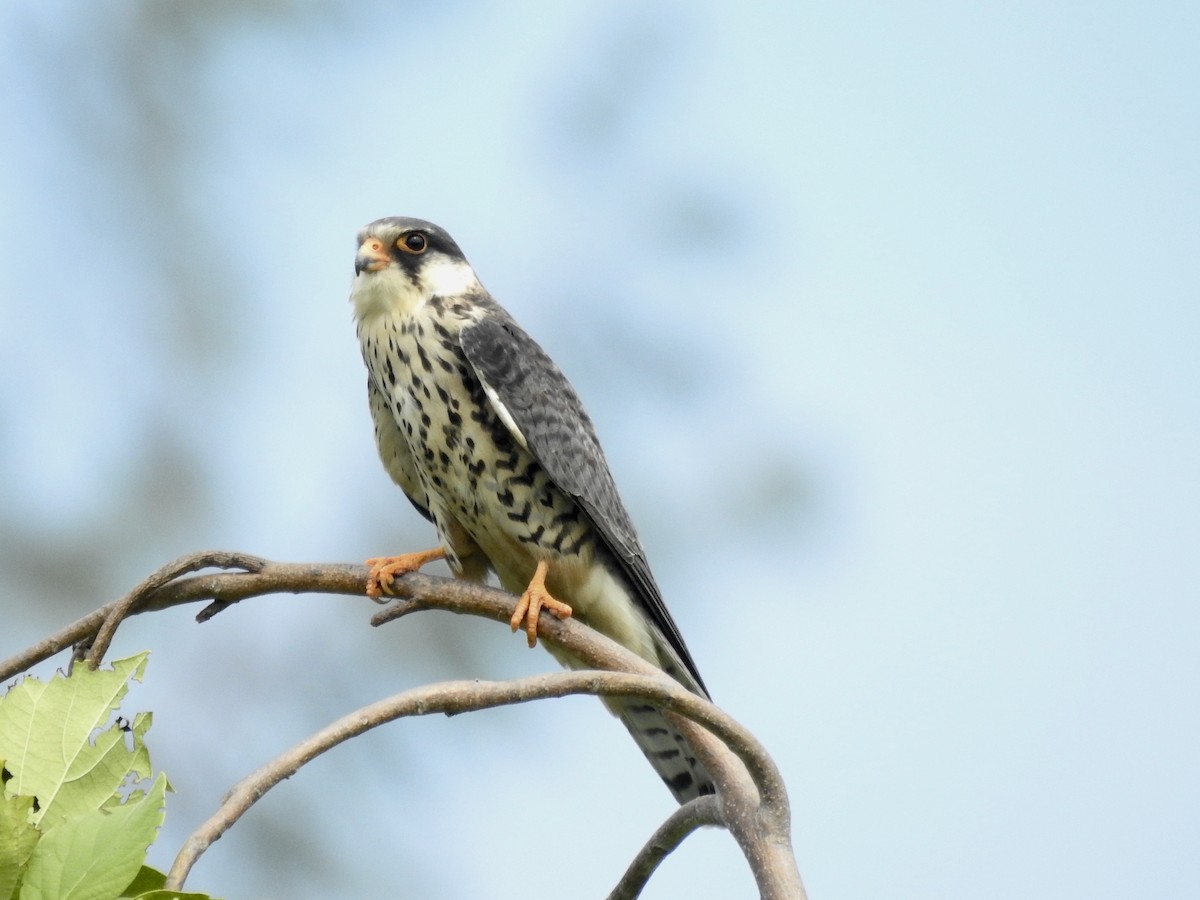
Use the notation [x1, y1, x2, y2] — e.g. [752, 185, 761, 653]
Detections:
[510, 559, 573, 647]
[365, 547, 446, 601]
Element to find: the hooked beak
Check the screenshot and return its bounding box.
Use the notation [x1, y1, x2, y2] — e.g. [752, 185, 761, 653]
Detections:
[354, 236, 391, 275]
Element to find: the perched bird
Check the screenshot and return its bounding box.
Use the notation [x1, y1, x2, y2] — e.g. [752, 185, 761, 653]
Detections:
[351, 217, 714, 802]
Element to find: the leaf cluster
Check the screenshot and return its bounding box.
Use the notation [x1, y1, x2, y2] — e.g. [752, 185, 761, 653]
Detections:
[0, 654, 210, 900]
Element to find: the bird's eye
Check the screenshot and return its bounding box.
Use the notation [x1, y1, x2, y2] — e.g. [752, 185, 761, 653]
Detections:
[398, 232, 428, 254]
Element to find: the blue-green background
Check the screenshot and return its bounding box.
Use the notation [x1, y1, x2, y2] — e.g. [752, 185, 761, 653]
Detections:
[2, 2, 1197, 897]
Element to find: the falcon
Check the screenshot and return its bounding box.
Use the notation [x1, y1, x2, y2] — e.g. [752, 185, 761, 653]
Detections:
[351, 217, 715, 802]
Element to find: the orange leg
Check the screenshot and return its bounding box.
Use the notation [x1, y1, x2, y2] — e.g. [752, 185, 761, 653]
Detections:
[510, 559, 573, 648]
[365, 547, 447, 600]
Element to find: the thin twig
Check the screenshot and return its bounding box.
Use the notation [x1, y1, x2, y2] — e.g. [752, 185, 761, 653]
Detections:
[85, 551, 267, 670]
[0, 560, 369, 682]
[3, 610, 108, 683]
[606, 795, 723, 900]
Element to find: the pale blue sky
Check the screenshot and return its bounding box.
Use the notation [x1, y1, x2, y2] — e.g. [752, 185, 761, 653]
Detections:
[2, 2, 1197, 898]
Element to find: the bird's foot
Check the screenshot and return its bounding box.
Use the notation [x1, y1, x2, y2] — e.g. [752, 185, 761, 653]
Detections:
[365, 547, 447, 601]
[510, 559, 573, 648]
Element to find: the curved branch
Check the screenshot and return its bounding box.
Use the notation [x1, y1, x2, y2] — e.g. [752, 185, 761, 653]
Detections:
[3, 553, 803, 899]
[371, 573, 793, 835]
[166, 671, 734, 890]
[0, 559, 369, 681]
[86, 551, 266, 669]
[3, 610, 108, 682]
[606, 795, 723, 900]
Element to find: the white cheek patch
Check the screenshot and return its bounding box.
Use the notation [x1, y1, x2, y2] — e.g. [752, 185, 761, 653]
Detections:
[351, 252, 482, 323]
[420, 256, 481, 298]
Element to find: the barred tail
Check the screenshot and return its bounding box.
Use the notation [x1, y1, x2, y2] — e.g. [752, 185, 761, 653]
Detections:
[609, 697, 717, 802]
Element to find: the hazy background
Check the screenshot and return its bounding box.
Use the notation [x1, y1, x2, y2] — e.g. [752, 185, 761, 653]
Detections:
[2, 2, 1197, 898]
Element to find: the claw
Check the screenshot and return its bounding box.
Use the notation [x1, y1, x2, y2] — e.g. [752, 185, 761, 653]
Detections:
[365, 547, 447, 601]
[510, 559, 573, 647]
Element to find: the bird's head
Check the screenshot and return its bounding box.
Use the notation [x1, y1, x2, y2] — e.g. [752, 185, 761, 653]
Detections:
[351, 217, 481, 320]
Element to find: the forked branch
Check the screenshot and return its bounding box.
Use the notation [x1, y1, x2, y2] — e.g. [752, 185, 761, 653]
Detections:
[1, 553, 805, 899]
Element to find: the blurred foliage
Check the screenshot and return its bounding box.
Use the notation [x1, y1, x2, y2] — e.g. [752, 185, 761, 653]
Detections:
[1, 3, 805, 898]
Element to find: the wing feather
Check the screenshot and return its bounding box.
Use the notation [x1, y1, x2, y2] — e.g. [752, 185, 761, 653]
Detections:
[460, 311, 707, 696]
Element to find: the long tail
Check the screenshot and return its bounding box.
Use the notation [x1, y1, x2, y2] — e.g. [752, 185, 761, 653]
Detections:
[545, 634, 716, 801]
[607, 696, 716, 801]
[603, 630, 716, 802]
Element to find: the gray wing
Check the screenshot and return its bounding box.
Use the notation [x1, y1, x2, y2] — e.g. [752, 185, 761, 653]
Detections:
[367, 376, 433, 523]
[459, 311, 708, 697]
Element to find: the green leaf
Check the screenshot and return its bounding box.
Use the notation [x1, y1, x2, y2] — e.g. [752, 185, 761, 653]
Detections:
[0, 655, 152, 829]
[118, 864, 220, 897]
[0, 791, 39, 900]
[18, 772, 166, 900]
[119, 865, 219, 899]
[118, 865, 165, 896]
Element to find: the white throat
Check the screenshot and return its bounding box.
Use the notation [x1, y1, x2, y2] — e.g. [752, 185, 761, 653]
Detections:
[351, 255, 481, 323]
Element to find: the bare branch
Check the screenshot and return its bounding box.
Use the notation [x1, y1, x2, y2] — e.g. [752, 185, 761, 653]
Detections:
[86, 551, 267, 669]
[3, 611, 107, 682]
[3, 553, 805, 898]
[371, 572, 793, 830]
[1, 558, 366, 682]
[166, 672, 711, 889]
[606, 795, 723, 900]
